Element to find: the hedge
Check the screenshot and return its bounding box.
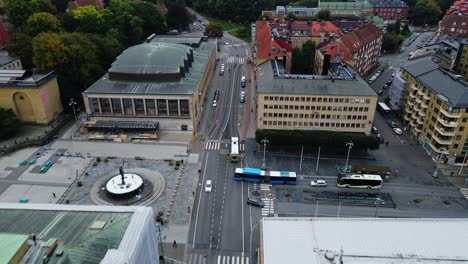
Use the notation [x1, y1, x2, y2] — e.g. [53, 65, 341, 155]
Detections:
[255, 129, 379, 150]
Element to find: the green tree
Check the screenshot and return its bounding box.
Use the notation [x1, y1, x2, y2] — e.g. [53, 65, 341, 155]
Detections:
[382, 32, 403, 51]
[70, 6, 106, 34]
[289, 0, 318, 7]
[131, 2, 167, 37]
[402, 23, 410, 35]
[316, 9, 331, 20]
[4, 0, 57, 28]
[113, 13, 144, 47]
[166, 3, 192, 31]
[291, 48, 302, 74]
[25, 12, 61, 37]
[6, 32, 34, 69]
[411, 0, 442, 25]
[0, 108, 21, 140]
[204, 23, 223, 38]
[32, 32, 69, 69]
[301, 40, 315, 73]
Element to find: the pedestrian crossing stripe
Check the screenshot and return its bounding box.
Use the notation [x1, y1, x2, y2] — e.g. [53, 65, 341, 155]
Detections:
[460, 188, 468, 200]
[186, 254, 249, 264]
[260, 184, 271, 191]
[261, 197, 274, 216]
[227, 57, 246, 64]
[205, 140, 245, 151]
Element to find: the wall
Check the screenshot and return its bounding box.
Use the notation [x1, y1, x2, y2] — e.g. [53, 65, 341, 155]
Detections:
[0, 77, 63, 124]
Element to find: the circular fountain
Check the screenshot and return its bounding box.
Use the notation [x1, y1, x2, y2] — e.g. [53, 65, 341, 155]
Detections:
[105, 173, 144, 197]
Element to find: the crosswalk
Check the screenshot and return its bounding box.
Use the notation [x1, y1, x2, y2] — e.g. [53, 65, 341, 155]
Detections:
[460, 188, 468, 200]
[262, 197, 274, 217]
[186, 254, 249, 264]
[205, 140, 245, 151]
[227, 56, 246, 64]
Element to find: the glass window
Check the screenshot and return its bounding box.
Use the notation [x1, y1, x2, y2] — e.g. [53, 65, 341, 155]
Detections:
[168, 100, 179, 116]
[180, 100, 190, 116]
[111, 98, 122, 114]
[89, 98, 99, 114]
[157, 99, 167, 116]
[146, 99, 156, 115]
[123, 99, 133, 115]
[100, 98, 111, 114]
[134, 99, 145, 115]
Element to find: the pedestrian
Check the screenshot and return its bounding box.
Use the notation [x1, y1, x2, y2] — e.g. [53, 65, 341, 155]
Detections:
[52, 193, 56, 198]
[386, 141, 389, 147]
[32, 233, 37, 245]
[173, 240, 177, 248]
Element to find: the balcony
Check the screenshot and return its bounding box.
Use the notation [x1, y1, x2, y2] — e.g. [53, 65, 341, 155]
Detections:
[417, 118, 424, 125]
[417, 90, 425, 96]
[427, 141, 450, 154]
[409, 92, 417, 99]
[414, 104, 420, 112]
[440, 107, 462, 118]
[419, 110, 427, 117]
[409, 120, 417, 127]
[404, 114, 411, 121]
[435, 126, 456, 136]
[405, 107, 413, 114]
[423, 93, 430, 100]
[432, 133, 452, 145]
[410, 84, 418, 91]
[415, 125, 423, 132]
[407, 100, 414, 106]
[437, 116, 458, 127]
[415, 97, 422, 104]
[411, 112, 419, 120]
[421, 101, 428, 108]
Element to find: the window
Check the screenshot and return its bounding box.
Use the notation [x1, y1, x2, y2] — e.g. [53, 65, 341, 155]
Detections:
[89, 98, 99, 114]
[157, 99, 167, 116]
[460, 127, 465, 132]
[180, 100, 190, 116]
[456, 135, 462, 140]
[100, 98, 111, 114]
[134, 99, 145, 115]
[264, 96, 269, 101]
[111, 98, 122, 114]
[145, 99, 156, 115]
[123, 99, 133, 115]
[454, 144, 459, 149]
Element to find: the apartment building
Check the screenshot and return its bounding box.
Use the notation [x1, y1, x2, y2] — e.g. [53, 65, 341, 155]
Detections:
[340, 22, 382, 76]
[256, 61, 377, 134]
[314, 39, 354, 75]
[318, 1, 373, 16]
[289, 20, 341, 48]
[452, 39, 468, 81]
[255, 20, 292, 73]
[401, 57, 468, 163]
[368, 0, 409, 20]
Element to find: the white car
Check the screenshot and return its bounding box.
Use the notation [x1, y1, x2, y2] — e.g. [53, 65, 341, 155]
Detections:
[240, 91, 245, 97]
[310, 180, 327, 187]
[205, 180, 212, 192]
[393, 128, 403, 135]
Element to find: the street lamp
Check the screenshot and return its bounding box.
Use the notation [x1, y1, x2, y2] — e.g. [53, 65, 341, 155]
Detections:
[344, 142, 354, 172]
[433, 150, 448, 178]
[261, 138, 269, 170]
[250, 221, 261, 264]
[374, 197, 383, 217]
[69, 98, 77, 120]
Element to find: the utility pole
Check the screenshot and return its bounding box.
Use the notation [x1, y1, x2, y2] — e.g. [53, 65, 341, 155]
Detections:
[69, 98, 77, 120]
[344, 142, 354, 173]
[316, 145, 321, 173]
[459, 151, 468, 176]
[261, 138, 269, 170]
[299, 145, 304, 172]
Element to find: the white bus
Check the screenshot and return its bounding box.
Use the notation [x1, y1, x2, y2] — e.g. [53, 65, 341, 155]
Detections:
[229, 137, 240, 162]
[336, 174, 383, 189]
[377, 102, 391, 114]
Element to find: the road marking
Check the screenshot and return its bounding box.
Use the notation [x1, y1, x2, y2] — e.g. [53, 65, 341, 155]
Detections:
[227, 56, 246, 64]
[220, 63, 240, 140]
[241, 180, 245, 254]
[460, 188, 468, 200]
[192, 152, 209, 247]
[260, 184, 271, 191]
[261, 197, 275, 217]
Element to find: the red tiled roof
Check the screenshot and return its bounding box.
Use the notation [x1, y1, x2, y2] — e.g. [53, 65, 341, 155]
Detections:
[255, 20, 292, 59]
[446, 0, 468, 15]
[341, 22, 381, 53]
[68, 0, 103, 10]
[318, 40, 353, 61]
[290, 21, 309, 31]
[440, 13, 468, 28]
[310, 21, 340, 37]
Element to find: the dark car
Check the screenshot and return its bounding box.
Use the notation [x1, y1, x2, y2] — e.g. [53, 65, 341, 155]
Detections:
[387, 120, 398, 128]
[377, 134, 384, 143]
[386, 79, 393, 86]
[247, 197, 265, 207]
[371, 127, 379, 134]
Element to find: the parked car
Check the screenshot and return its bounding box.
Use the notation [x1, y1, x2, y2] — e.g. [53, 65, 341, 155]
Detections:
[387, 120, 398, 128]
[371, 127, 379, 134]
[240, 91, 245, 97]
[383, 84, 388, 90]
[310, 180, 327, 187]
[43, 145, 51, 150]
[205, 180, 212, 192]
[386, 79, 393, 85]
[240, 96, 245, 103]
[377, 134, 385, 143]
[247, 197, 265, 207]
[393, 128, 403, 135]
[65, 152, 72, 157]
[55, 150, 63, 156]
[19, 160, 27, 165]
[377, 90, 383, 96]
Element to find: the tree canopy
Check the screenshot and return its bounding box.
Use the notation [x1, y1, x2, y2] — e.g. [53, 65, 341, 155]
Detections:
[3, 0, 56, 29]
[291, 40, 316, 74]
[25, 12, 61, 37]
[410, 0, 442, 25]
[204, 23, 223, 38]
[316, 9, 331, 20]
[191, 0, 275, 23]
[0, 108, 21, 140]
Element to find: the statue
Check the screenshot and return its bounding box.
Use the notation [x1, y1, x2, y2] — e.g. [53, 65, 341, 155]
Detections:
[119, 162, 125, 185]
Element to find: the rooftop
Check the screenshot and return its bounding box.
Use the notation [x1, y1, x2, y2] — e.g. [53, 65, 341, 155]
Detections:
[262, 217, 468, 264]
[317, 40, 354, 61]
[403, 57, 468, 107]
[0, 70, 57, 88]
[319, 1, 373, 9]
[369, 0, 408, 8]
[84, 38, 216, 95]
[341, 22, 382, 53]
[257, 61, 376, 96]
[0, 203, 157, 264]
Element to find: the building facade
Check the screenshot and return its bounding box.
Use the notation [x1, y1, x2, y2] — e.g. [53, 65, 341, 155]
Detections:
[255, 20, 292, 73]
[256, 61, 377, 134]
[289, 20, 341, 48]
[0, 56, 22, 70]
[438, 13, 468, 37]
[452, 40, 468, 81]
[340, 22, 382, 76]
[0, 71, 63, 124]
[401, 58, 468, 163]
[314, 40, 354, 75]
[82, 36, 216, 133]
[318, 1, 373, 16]
[388, 72, 407, 110]
[369, 0, 409, 20]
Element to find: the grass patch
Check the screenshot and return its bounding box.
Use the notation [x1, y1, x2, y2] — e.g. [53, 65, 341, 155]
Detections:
[230, 25, 251, 42]
[200, 14, 243, 31]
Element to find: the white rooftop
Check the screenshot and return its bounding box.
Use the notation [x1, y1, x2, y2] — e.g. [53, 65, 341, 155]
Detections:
[261, 217, 468, 264]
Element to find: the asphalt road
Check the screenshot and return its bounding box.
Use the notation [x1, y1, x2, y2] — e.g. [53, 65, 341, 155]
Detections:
[187, 35, 260, 264]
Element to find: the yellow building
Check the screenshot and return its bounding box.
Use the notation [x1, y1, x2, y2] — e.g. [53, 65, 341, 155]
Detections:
[0, 71, 63, 124]
[82, 36, 216, 133]
[401, 58, 468, 163]
[452, 40, 468, 82]
[256, 62, 377, 134]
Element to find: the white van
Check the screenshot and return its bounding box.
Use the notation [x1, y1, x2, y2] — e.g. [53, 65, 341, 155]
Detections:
[241, 76, 246, 87]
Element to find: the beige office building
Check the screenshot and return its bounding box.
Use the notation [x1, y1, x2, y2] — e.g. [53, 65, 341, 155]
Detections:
[256, 62, 378, 134]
